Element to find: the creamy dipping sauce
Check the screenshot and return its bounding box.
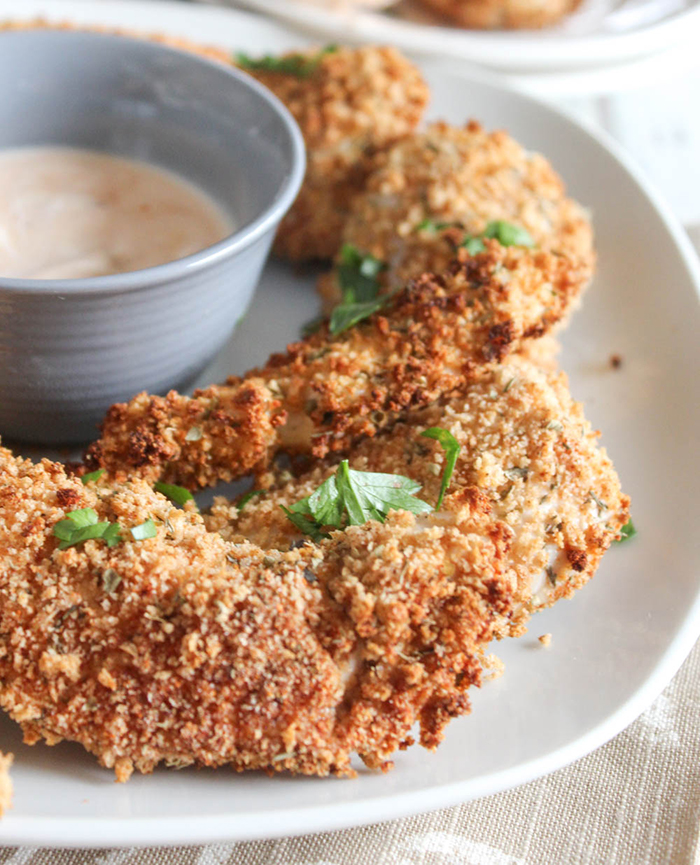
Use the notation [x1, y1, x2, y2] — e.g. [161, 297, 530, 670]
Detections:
[0, 147, 232, 279]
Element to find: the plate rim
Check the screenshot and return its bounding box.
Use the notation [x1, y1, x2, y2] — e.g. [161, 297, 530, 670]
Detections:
[0, 0, 699, 848]
[232, 0, 700, 71]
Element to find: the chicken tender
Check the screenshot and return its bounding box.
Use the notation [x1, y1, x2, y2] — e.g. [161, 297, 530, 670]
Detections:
[236, 45, 430, 261]
[318, 121, 594, 309]
[0, 445, 516, 779]
[213, 355, 629, 629]
[417, 0, 581, 29]
[85, 244, 588, 489]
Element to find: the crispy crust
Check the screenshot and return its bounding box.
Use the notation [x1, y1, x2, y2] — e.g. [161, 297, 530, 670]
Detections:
[214, 355, 629, 628]
[239, 46, 430, 261]
[0, 446, 514, 779]
[417, 0, 581, 29]
[318, 120, 594, 309]
[85, 244, 588, 488]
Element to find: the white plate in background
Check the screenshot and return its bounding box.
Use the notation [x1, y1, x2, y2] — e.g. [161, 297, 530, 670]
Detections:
[0, 0, 699, 848]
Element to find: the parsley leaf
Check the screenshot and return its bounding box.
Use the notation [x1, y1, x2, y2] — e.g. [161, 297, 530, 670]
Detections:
[329, 297, 387, 335]
[154, 482, 197, 510]
[238, 489, 266, 510]
[282, 459, 431, 538]
[131, 519, 157, 541]
[53, 508, 121, 550]
[420, 427, 461, 510]
[415, 218, 454, 234]
[482, 220, 535, 248]
[616, 519, 636, 543]
[235, 45, 337, 78]
[336, 244, 385, 303]
[81, 469, 105, 485]
[461, 220, 535, 254]
[328, 244, 388, 335]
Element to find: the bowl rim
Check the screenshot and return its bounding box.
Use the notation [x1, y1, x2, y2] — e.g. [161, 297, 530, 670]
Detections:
[0, 29, 306, 296]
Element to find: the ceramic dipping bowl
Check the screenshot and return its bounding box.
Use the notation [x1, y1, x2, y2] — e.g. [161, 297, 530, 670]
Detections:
[0, 29, 305, 443]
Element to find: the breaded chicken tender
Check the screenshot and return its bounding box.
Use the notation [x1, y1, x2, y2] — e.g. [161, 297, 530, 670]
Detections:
[318, 121, 594, 308]
[418, 0, 581, 29]
[0, 359, 626, 781]
[236, 45, 429, 261]
[0, 445, 516, 779]
[85, 244, 588, 488]
[212, 355, 629, 628]
[0, 752, 11, 816]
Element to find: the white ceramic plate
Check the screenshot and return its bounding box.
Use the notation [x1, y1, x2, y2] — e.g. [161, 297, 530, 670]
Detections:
[0, 0, 699, 849]
[222, 0, 700, 73]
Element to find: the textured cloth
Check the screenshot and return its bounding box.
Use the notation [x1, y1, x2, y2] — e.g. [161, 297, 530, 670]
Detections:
[2, 638, 699, 865]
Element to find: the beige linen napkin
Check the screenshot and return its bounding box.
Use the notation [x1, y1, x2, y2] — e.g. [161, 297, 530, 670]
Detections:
[2, 637, 699, 865]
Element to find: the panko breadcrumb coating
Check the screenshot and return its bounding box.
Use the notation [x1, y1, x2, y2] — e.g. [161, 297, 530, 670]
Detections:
[85, 244, 588, 489]
[417, 0, 581, 29]
[0, 358, 627, 780]
[0, 752, 11, 816]
[318, 121, 594, 309]
[0, 445, 516, 779]
[213, 355, 629, 630]
[235, 45, 429, 261]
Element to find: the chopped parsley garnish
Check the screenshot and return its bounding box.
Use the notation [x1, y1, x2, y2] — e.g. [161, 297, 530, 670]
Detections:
[238, 489, 266, 510]
[616, 519, 636, 543]
[329, 244, 388, 335]
[461, 220, 535, 254]
[235, 45, 337, 78]
[154, 482, 197, 509]
[101, 568, 122, 594]
[131, 519, 157, 541]
[330, 298, 387, 335]
[420, 427, 461, 510]
[282, 459, 432, 539]
[415, 218, 455, 234]
[53, 508, 121, 550]
[81, 469, 105, 485]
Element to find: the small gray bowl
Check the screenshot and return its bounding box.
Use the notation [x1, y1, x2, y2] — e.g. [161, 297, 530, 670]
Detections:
[0, 30, 305, 444]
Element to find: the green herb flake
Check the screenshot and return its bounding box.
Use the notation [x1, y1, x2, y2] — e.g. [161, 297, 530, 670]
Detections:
[329, 297, 387, 335]
[131, 519, 157, 542]
[235, 44, 337, 78]
[154, 482, 196, 510]
[282, 459, 431, 539]
[505, 466, 529, 481]
[238, 489, 266, 510]
[615, 519, 637, 543]
[337, 244, 385, 304]
[461, 236, 486, 255]
[415, 218, 453, 234]
[420, 427, 461, 510]
[81, 469, 105, 485]
[483, 220, 535, 248]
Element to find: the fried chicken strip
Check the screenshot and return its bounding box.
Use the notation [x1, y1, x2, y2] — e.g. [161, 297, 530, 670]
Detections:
[0, 358, 627, 781]
[211, 355, 629, 630]
[0, 445, 516, 779]
[85, 244, 588, 488]
[318, 120, 594, 309]
[235, 46, 430, 261]
[417, 0, 582, 29]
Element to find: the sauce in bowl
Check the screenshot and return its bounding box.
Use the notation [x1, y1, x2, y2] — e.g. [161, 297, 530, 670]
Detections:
[0, 147, 232, 280]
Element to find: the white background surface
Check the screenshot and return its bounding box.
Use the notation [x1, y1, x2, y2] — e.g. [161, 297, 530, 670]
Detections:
[0, 0, 699, 848]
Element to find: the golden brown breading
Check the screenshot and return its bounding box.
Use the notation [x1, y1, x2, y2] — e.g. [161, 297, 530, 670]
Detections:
[212, 355, 629, 630]
[85, 244, 588, 488]
[0, 752, 11, 816]
[318, 120, 594, 309]
[236, 46, 429, 261]
[417, 0, 581, 29]
[0, 445, 516, 779]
